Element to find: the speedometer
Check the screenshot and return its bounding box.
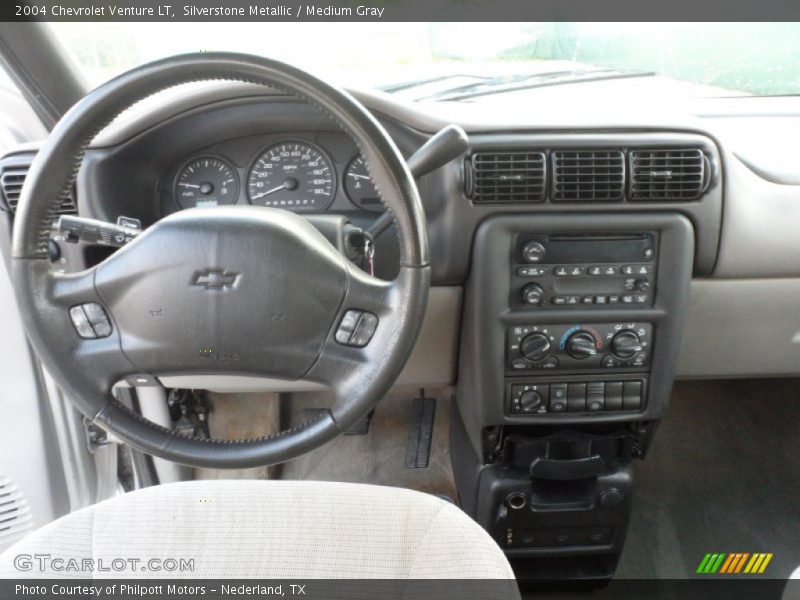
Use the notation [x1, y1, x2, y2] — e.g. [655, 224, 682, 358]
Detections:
[247, 141, 336, 211]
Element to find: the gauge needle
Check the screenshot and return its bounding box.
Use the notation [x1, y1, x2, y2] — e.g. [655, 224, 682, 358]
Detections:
[348, 173, 371, 180]
[250, 184, 287, 200]
[178, 183, 201, 188]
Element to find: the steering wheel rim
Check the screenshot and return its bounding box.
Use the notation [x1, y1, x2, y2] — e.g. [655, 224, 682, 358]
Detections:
[11, 53, 430, 469]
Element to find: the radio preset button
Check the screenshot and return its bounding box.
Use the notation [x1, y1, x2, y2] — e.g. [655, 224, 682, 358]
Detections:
[622, 264, 653, 276]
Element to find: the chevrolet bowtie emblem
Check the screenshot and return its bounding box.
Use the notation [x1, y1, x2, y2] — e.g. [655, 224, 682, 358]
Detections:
[192, 270, 239, 290]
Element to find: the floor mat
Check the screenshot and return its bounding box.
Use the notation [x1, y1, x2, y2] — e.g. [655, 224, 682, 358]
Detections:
[617, 378, 800, 580]
[279, 387, 458, 500]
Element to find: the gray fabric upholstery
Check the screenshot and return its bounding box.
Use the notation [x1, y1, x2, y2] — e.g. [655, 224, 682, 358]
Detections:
[0, 480, 515, 580]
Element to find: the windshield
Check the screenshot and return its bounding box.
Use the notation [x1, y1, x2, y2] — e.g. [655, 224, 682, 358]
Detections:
[49, 22, 800, 99]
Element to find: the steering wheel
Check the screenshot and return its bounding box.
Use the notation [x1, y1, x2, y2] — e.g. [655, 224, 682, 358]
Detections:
[11, 53, 430, 469]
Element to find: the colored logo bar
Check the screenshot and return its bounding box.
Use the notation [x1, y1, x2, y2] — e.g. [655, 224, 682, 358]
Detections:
[697, 553, 773, 574]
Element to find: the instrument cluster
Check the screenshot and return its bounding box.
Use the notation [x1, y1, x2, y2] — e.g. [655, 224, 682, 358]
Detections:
[165, 133, 382, 216]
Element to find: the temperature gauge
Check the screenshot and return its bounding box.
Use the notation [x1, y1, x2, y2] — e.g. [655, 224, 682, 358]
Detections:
[344, 155, 383, 212]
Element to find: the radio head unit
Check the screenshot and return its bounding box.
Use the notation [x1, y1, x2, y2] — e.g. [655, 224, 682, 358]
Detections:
[512, 233, 658, 309]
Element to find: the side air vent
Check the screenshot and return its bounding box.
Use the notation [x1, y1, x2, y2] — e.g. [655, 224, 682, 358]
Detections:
[629, 148, 708, 201]
[552, 150, 625, 202]
[468, 151, 546, 203]
[0, 161, 77, 215]
[0, 168, 27, 212]
[0, 475, 33, 552]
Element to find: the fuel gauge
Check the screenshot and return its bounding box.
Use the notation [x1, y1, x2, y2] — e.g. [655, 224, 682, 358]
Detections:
[175, 156, 239, 209]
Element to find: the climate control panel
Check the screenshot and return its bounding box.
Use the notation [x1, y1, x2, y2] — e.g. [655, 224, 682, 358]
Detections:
[507, 322, 653, 373]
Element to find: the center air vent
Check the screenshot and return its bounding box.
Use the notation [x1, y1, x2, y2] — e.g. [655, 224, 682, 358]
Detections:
[468, 151, 546, 204]
[552, 150, 625, 202]
[0, 160, 77, 215]
[629, 148, 708, 201]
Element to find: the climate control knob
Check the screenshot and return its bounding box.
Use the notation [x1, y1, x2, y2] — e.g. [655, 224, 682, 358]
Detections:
[610, 331, 643, 359]
[519, 390, 543, 412]
[565, 331, 598, 360]
[521, 283, 545, 306]
[520, 332, 551, 361]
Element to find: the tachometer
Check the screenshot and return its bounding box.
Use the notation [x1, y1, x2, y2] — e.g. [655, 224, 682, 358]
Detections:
[247, 141, 335, 211]
[175, 156, 239, 209]
[344, 155, 383, 213]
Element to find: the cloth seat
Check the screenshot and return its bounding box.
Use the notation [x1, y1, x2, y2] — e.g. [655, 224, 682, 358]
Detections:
[0, 480, 516, 586]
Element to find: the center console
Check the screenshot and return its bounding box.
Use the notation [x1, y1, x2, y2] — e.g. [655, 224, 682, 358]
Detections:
[453, 212, 694, 582]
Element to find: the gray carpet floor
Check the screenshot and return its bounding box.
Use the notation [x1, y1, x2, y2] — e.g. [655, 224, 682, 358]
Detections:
[278, 387, 458, 500]
[617, 378, 800, 580]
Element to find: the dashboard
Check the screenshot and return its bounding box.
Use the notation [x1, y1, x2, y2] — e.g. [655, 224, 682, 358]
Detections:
[2, 77, 799, 582]
[2, 82, 800, 389]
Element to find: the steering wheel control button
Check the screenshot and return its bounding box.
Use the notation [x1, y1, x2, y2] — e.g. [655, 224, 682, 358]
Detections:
[335, 310, 361, 344]
[69, 306, 96, 339]
[336, 310, 378, 347]
[350, 312, 379, 347]
[69, 303, 112, 339]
